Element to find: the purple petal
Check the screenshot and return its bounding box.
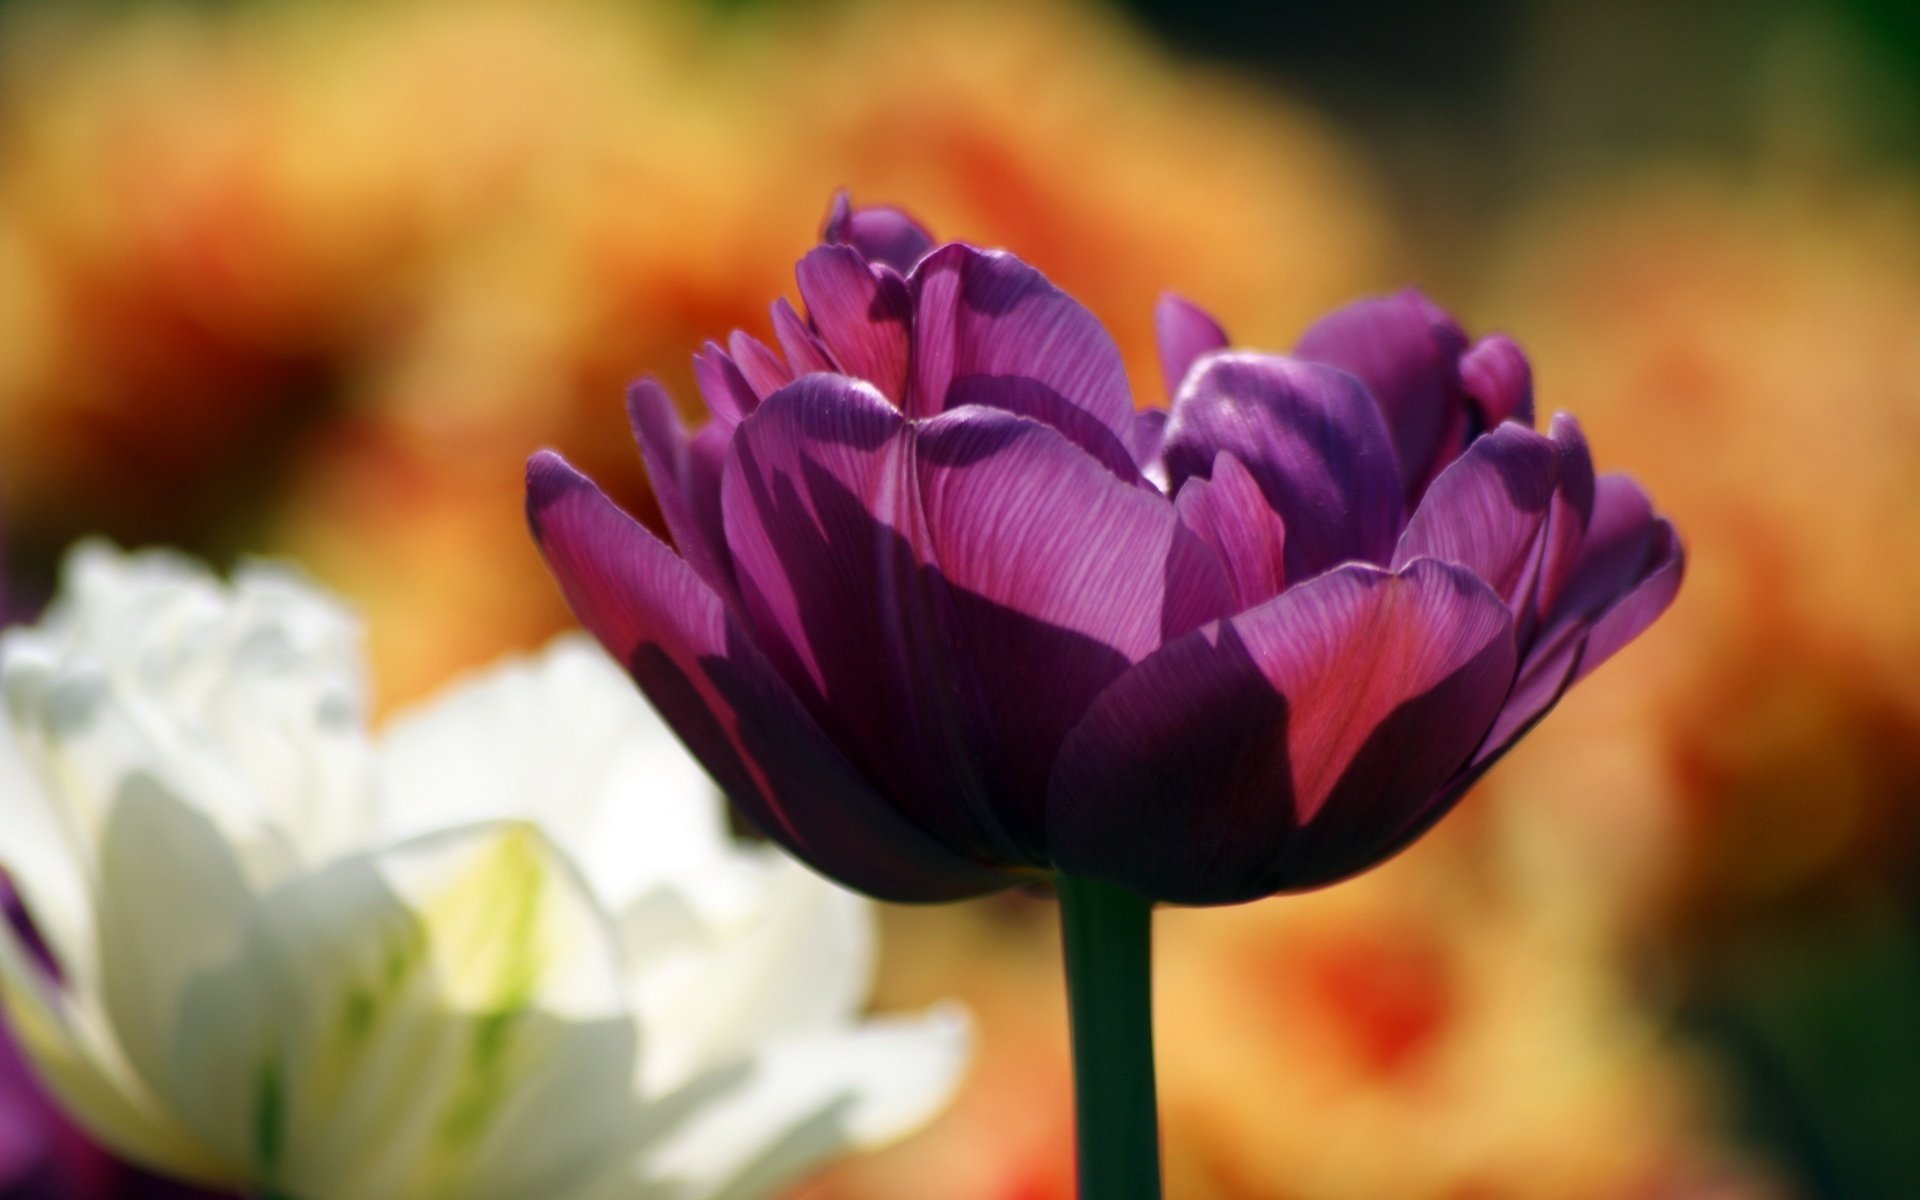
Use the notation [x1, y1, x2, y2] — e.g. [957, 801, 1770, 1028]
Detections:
[1129, 408, 1169, 476]
[1294, 289, 1469, 498]
[626, 381, 735, 600]
[718, 376, 1031, 864]
[1468, 471, 1683, 771]
[1174, 452, 1287, 610]
[719, 377, 1231, 860]
[770, 298, 836, 376]
[1391, 422, 1557, 606]
[1527, 413, 1597, 637]
[1048, 559, 1515, 903]
[1154, 292, 1229, 402]
[821, 192, 937, 274]
[796, 243, 912, 404]
[692, 341, 760, 429]
[913, 405, 1235, 840]
[1461, 334, 1534, 429]
[1162, 353, 1405, 579]
[727, 330, 793, 400]
[526, 450, 1007, 901]
[908, 243, 1138, 475]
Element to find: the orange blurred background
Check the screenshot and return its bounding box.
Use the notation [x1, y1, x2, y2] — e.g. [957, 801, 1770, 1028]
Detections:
[2, 0, 1916, 1197]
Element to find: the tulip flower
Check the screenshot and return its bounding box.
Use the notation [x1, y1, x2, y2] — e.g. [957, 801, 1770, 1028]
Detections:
[0, 544, 966, 1200]
[525, 196, 1681, 1199]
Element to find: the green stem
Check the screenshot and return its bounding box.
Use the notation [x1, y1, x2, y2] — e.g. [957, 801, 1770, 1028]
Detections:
[1057, 874, 1162, 1200]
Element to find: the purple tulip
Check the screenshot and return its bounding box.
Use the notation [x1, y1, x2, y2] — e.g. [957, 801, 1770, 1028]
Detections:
[527, 197, 1682, 905]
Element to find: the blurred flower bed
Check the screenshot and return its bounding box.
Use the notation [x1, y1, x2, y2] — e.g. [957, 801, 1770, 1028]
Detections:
[1, 0, 1916, 1197]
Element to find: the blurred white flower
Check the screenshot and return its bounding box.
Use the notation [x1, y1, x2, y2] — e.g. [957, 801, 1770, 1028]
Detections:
[0, 542, 967, 1200]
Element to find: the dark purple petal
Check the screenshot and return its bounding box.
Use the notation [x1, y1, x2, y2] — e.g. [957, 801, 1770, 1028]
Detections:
[908, 243, 1138, 475]
[1461, 334, 1534, 428]
[719, 377, 1232, 861]
[718, 376, 1028, 864]
[1162, 353, 1405, 578]
[1294, 289, 1469, 498]
[1047, 560, 1515, 903]
[770, 298, 836, 376]
[913, 405, 1234, 841]
[526, 450, 1008, 901]
[822, 192, 937, 274]
[692, 341, 760, 429]
[1174, 452, 1287, 610]
[795, 243, 912, 404]
[727, 330, 793, 400]
[1154, 292, 1229, 402]
[1392, 422, 1557, 606]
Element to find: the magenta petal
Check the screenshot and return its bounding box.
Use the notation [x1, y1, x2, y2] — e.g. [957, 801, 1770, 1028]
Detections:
[908, 243, 1138, 469]
[822, 191, 937, 274]
[1294, 289, 1469, 497]
[1047, 560, 1515, 903]
[770, 298, 837, 376]
[692, 341, 760, 428]
[1461, 333, 1534, 428]
[796, 243, 912, 404]
[526, 451, 1006, 900]
[1154, 292, 1229, 402]
[626, 381, 734, 599]
[1392, 422, 1557, 606]
[1174, 452, 1287, 610]
[1162, 353, 1405, 578]
[727, 330, 793, 400]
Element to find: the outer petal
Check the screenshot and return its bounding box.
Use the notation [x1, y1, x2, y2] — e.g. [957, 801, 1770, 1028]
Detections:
[626, 857, 873, 1096]
[727, 332, 793, 402]
[527, 450, 1007, 902]
[795, 244, 912, 405]
[1391, 421, 1557, 607]
[1173, 452, 1287, 611]
[821, 193, 936, 275]
[627, 381, 734, 600]
[692, 343, 759, 430]
[1162, 353, 1405, 579]
[1153, 293, 1229, 402]
[620, 1007, 968, 1200]
[1468, 472, 1684, 773]
[908, 243, 1138, 478]
[1460, 333, 1534, 429]
[0, 905, 229, 1184]
[719, 379, 1228, 860]
[769, 299, 836, 377]
[1048, 560, 1515, 904]
[1294, 289, 1469, 497]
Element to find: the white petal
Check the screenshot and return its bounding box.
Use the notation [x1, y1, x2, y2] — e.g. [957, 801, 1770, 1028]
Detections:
[0, 914, 231, 1183]
[629, 858, 874, 1094]
[376, 635, 740, 917]
[622, 1007, 970, 1200]
[148, 819, 643, 1200]
[1, 543, 376, 880]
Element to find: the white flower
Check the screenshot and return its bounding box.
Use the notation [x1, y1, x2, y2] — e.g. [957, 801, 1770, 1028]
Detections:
[0, 543, 967, 1200]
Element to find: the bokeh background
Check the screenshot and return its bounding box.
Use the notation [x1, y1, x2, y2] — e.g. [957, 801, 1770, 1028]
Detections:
[1, 0, 1917, 1197]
